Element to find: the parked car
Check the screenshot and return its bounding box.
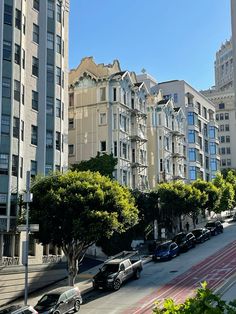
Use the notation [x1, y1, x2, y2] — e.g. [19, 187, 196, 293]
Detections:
[205, 220, 223, 235]
[34, 286, 82, 314]
[232, 213, 236, 221]
[152, 241, 179, 261]
[0, 305, 38, 314]
[93, 251, 143, 291]
[172, 232, 196, 252]
[192, 228, 211, 243]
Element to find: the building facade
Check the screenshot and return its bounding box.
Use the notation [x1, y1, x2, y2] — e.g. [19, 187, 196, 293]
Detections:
[156, 80, 220, 181]
[0, 0, 69, 271]
[146, 92, 186, 188]
[69, 57, 148, 190]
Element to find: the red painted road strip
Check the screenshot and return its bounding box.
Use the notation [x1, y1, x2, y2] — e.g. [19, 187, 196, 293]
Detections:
[123, 240, 236, 314]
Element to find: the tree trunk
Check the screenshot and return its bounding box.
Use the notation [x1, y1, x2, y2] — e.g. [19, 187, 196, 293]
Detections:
[67, 253, 78, 286]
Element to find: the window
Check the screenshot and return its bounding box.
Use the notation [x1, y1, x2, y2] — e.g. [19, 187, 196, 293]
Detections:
[15, 9, 21, 30]
[205, 156, 209, 169]
[2, 77, 11, 98]
[61, 102, 64, 120]
[220, 113, 224, 120]
[122, 142, 127, 159]
[47, 97, 54, 115]
[221, 136, 225, 143]
[204, 140, 209, 153]
[3, 40, 12, 61]
[55, 165, 60, 172]
[220, 125, 224, 132]
[188, 112, 194, 125]
[46, 130, 53, 148]
[209, 126, 216, 139]
[211, 158, 217, 171]
[56, 99, 61, 117]
[188, 130, 195, 143]
[56, 132, 61, 150]
[113, 141, 117, 156]
[120, 114, 128, 132]
[226, 147, 231, 154]
[22, 49, 25, 69]
[197, 102, 201, 115]
[48, 0, 54, 18]
[113, 88, 117, 101]
[45, 164, 53, 175]
[15, 44, 21, 65]
[203, 123, 208, 137]
[32, 90, 38, 110]
[57, 3, 62, 22]
[113, 113, 117, 129]
[32, 57, 39, 77]
[210, 142, 216, 155]
[189, 148, 196, 161]
[1, 115, 10, 135]
[221, 147, 226, 155]
[33, 24, 39, 44]
[22, 14, 26, 34]
[225, 113, 229, 120]
[189, 166, 196, 180]
[13, 117, 19, 138]
[20, 157, 23, 178]
[68, 144, 74, 155]
[14, 80, 20, 101]
[56, 67, 61, 85]
[225, 124, 230, 131]
[22, 84, 25, 104]
[31, 125, 38, 145]
[203, 107, 207, 119]
[0, 154, 9, 175]
[47, 32, 54, 50]
[100, 87, 106, 101]
[31, 160, 37, 177]
[68, 118, 74, 129]
[47, 64, 54, 82]
[100, 141, 106, 152]
[12, 155, 18, 177]
[216, 114, 219, 121]
[69, 94, 74, 107]
[99, 113, 106, 125]
[227, 159, 231, 166]
[56, 35, 61, 53]
[21, 120, 24, 141]
[219, 103, 225, 109]
[4, 4, 12, 25]
[226, 135, 230, 143]
[33, 0, 40, 11]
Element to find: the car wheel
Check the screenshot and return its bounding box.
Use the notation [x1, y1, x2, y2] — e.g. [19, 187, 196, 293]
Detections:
[53, 311, 60, 314]
[74, 300, 80, 312]
[113, 279, 121, 291]
[135, 269, 141, 279]
[201, 238, 204, 243]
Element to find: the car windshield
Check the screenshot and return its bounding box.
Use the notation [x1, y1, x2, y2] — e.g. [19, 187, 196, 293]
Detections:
[157, 244, 169, 251]
[192, 230, 202, 236]
[37, 294, 59, 306]
[101, 264, 119, 273]
[206, 222, 215, 227]
[173, 234, 184, 242]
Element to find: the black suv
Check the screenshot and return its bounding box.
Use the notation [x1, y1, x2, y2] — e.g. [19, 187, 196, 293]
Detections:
[205, 220, 223, 235]
[34, 286, 82, 314]
[172, 232, 196, 252]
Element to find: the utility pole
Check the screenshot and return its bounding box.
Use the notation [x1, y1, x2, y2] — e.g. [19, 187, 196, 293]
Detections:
[23, 171, 33, 305]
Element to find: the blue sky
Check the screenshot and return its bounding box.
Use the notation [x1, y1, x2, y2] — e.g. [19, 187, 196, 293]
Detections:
[69, 1, 231, 91]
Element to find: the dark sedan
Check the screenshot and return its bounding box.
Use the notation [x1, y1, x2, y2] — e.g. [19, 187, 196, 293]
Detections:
[192, 228, 211, 243]
[172, 232, 196, 252]
[152, 241, 179, 261]
[205, 220, 223, 235]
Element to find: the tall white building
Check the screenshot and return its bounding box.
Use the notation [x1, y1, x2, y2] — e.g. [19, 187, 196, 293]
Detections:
[0, 0, 69, 303]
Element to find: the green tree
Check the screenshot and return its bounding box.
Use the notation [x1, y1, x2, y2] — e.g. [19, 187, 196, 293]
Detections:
[71, 153, 117, 179]
[213, 173, 235, 213]
[192, 180, 220, 216]
[29, 171, 138, 285]
[153, 282, 236, 314]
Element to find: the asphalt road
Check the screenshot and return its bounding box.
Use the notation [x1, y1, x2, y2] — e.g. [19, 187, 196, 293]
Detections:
[79, 221, 236, 314]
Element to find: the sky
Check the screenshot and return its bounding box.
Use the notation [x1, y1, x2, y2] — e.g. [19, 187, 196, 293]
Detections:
[69, 0, 231, 91]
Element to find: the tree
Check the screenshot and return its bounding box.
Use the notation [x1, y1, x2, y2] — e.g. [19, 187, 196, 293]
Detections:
[29, 171, 138, 285]
[192, 180, 220, 216]
[152, 282, 236, 313]
[213, 173, 235, 214]
[71, 153, 117, 179]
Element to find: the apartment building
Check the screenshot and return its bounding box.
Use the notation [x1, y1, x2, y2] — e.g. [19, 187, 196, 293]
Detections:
[0, 0, 69, 302]
[68, 57, 148, 190]
[146, 91, 186, 188]
[156, 80, 220, 182]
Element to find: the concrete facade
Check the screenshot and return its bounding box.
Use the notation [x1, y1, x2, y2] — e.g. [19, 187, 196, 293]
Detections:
[68, 57, 148, 190]
[0, 0, 69, 290]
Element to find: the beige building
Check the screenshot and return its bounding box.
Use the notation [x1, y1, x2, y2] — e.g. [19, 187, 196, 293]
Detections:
[69, 57, 148, 190]
[146, 91, 186, 188]
[0, 0, 69, 304]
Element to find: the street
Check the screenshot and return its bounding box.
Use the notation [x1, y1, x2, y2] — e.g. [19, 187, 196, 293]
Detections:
[79, 221, 236, 314]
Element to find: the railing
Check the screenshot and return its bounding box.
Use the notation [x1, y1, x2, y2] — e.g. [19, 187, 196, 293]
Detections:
[0, 256, 20, 267]
[42, 255, 63, 264]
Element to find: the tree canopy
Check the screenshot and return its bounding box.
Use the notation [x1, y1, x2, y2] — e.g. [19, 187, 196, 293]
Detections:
[29, 170, 138, 285]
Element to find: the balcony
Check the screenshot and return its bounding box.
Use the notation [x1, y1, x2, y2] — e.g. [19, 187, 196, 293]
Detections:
[130, 130, 147, 142]
[0, 256, 20, 267]
[42, 255, 63, 264]
[172, 151, 185, 159]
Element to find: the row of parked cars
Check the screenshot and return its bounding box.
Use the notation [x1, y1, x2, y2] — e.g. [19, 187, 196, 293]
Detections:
[152, 220, 224, 261]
